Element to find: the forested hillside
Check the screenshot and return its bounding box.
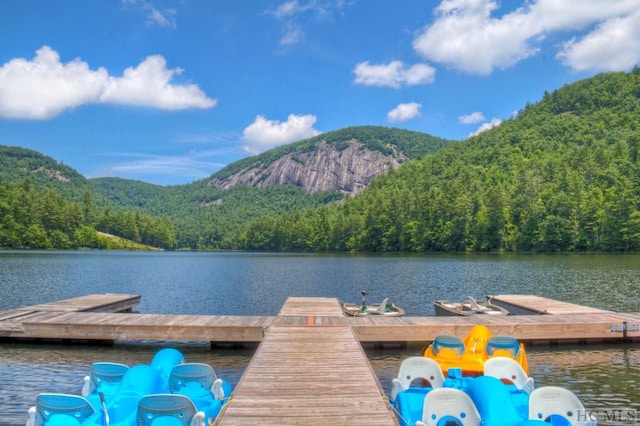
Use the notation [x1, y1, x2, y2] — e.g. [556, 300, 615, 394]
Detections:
[3, 70, 639, 252]
[0, 148, 176, 249]
[90, 126, 451, 248]
[237, 69, 640, 252]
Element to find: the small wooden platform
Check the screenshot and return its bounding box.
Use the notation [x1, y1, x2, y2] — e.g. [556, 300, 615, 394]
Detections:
[216, 298, 396, 425]
[488, 294, 614, 315]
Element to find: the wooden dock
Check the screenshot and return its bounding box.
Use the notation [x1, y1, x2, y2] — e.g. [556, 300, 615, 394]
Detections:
[4, 294, 640, 425]
[1, 293, 639, 344]
[215, 297, 397, 425]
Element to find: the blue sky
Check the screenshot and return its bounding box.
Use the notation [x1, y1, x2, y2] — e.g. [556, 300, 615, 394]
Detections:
[1, 1, 639, 186]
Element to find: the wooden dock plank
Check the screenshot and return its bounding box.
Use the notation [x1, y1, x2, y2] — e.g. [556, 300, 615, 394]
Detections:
[489, 294, 613, 315]
[215, 325, 397, 426]
[20, 293, 141, 313]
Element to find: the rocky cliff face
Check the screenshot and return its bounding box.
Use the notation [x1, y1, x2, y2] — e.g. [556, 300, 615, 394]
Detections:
[208, 140, 407, 195]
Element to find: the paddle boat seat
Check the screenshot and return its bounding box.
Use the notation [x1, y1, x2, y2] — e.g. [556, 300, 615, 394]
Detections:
[486, 335, 521, 358]
[529, 386, 598, 426]
[137, 394, 205, 426]
[82, 362, 130, 408]
[484, 356, 534, 394]
[26, 393, 96, 426]
[367, 297, 390, 314]
[416, 387, 481, 426]
[431, 334, 465, 358]
[390, 357, 444, 402]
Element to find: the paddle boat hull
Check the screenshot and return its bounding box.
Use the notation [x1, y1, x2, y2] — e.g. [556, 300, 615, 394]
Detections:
[423, 324, 529, 376]
[434, 296, 509, 316]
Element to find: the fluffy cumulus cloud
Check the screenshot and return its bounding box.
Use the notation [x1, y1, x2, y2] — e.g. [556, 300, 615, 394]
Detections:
[353, 61, 436, 88]
[0, 46, 216, 120]
[556, 9, 640, 72]
[469, 118, 503, 137]
[459, 111, 485, 124]
[413, 0, 640, 74]
[387, 102, 422, 123]
[242, 114, 321, 154]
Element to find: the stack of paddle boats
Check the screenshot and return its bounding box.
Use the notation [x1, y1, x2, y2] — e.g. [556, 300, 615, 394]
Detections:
[390, 325, 598, 426]
[25, 348, 233, 426]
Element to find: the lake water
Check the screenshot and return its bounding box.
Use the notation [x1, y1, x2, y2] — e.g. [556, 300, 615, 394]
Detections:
[1, 251, 639, 425]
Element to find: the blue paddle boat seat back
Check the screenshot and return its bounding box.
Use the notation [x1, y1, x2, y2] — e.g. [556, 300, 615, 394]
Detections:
[486, 335, 520, 357]
[416, 387, 481, 426]
[483, 356, 534, 394]
[137, 394, 205, 426]
[82, 362, 130, 399]
[431, 334, 465, 357]
[27, 393, 96, 426]
[169, 363, 216, 393]
[529, 386, 598, 426]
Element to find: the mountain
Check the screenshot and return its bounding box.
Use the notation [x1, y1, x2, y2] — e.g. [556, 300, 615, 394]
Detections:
[88, 126, 453, 249]
[205, 126, 451, 195]
[0, 146, 89, 196]
[237, 69, 640, 252]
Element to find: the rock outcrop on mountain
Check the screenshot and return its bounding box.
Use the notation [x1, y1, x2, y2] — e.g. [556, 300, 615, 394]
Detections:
[206, 126, 452, 196]
[208, 140, 405, 195]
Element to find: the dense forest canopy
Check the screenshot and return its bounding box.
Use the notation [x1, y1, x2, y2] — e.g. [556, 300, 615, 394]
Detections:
[1, 70, 639, 252]
[237, 69, 640, 252]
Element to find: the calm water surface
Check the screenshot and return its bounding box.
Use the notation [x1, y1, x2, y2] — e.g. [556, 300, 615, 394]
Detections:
[1, 251, 639, 425]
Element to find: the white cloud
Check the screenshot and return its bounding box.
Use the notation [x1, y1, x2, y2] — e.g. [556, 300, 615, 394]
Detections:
[123, 0, 177, 29]
[556, 10, 640, 72]
[268, 0, 352, 46]
[413, 0, 640, 74]
[353, 61, 435, 88]
[94, 151, 227, 184]
[459, 111, 485, 124]
[0, 46, 216, 120]
[469, 118, 502, 137]
[242, 114, 321, 154]
[100, 55, 216, 110]
[387, 102, 422, 123]
[280, 23, 304, 46]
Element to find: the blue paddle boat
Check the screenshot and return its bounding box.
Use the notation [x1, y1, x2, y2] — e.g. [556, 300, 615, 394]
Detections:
[26, 348, 233, 426]
[390, 356, 597, 426]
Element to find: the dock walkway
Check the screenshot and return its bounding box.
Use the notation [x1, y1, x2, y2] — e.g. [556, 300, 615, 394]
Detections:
[1, 294, 639, 344]
[215, 297, 397, 425]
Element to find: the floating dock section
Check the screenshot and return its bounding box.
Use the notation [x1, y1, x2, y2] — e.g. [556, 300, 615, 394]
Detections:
[1, 293, 639, 344]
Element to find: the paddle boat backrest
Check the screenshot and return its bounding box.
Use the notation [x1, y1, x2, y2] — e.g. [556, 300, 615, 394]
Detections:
[483, 356, 534, 394]
[486, 335, 521, 358]
[137, 394, 205, 426]
[529, 386, 597, 426]
[82, 362, 130, 397]
[169, 363, 217, 394]
[431, 334, 465, 358]
[26, 393, 96, 426]
[416, 387, 481, 426]
[390, 357, 444, 402]
[367, 298, 390, 314]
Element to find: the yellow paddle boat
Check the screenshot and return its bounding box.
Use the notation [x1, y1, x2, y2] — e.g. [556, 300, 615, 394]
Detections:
[423, 325, 528, 376]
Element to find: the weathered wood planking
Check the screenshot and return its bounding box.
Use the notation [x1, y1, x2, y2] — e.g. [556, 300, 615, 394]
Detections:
[18, 293, 142, 312]
[1, 294, 639, 344]
[1, 311, 271, 342]
[215, 325, 397, 426]
[489, 294, 614, 315]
